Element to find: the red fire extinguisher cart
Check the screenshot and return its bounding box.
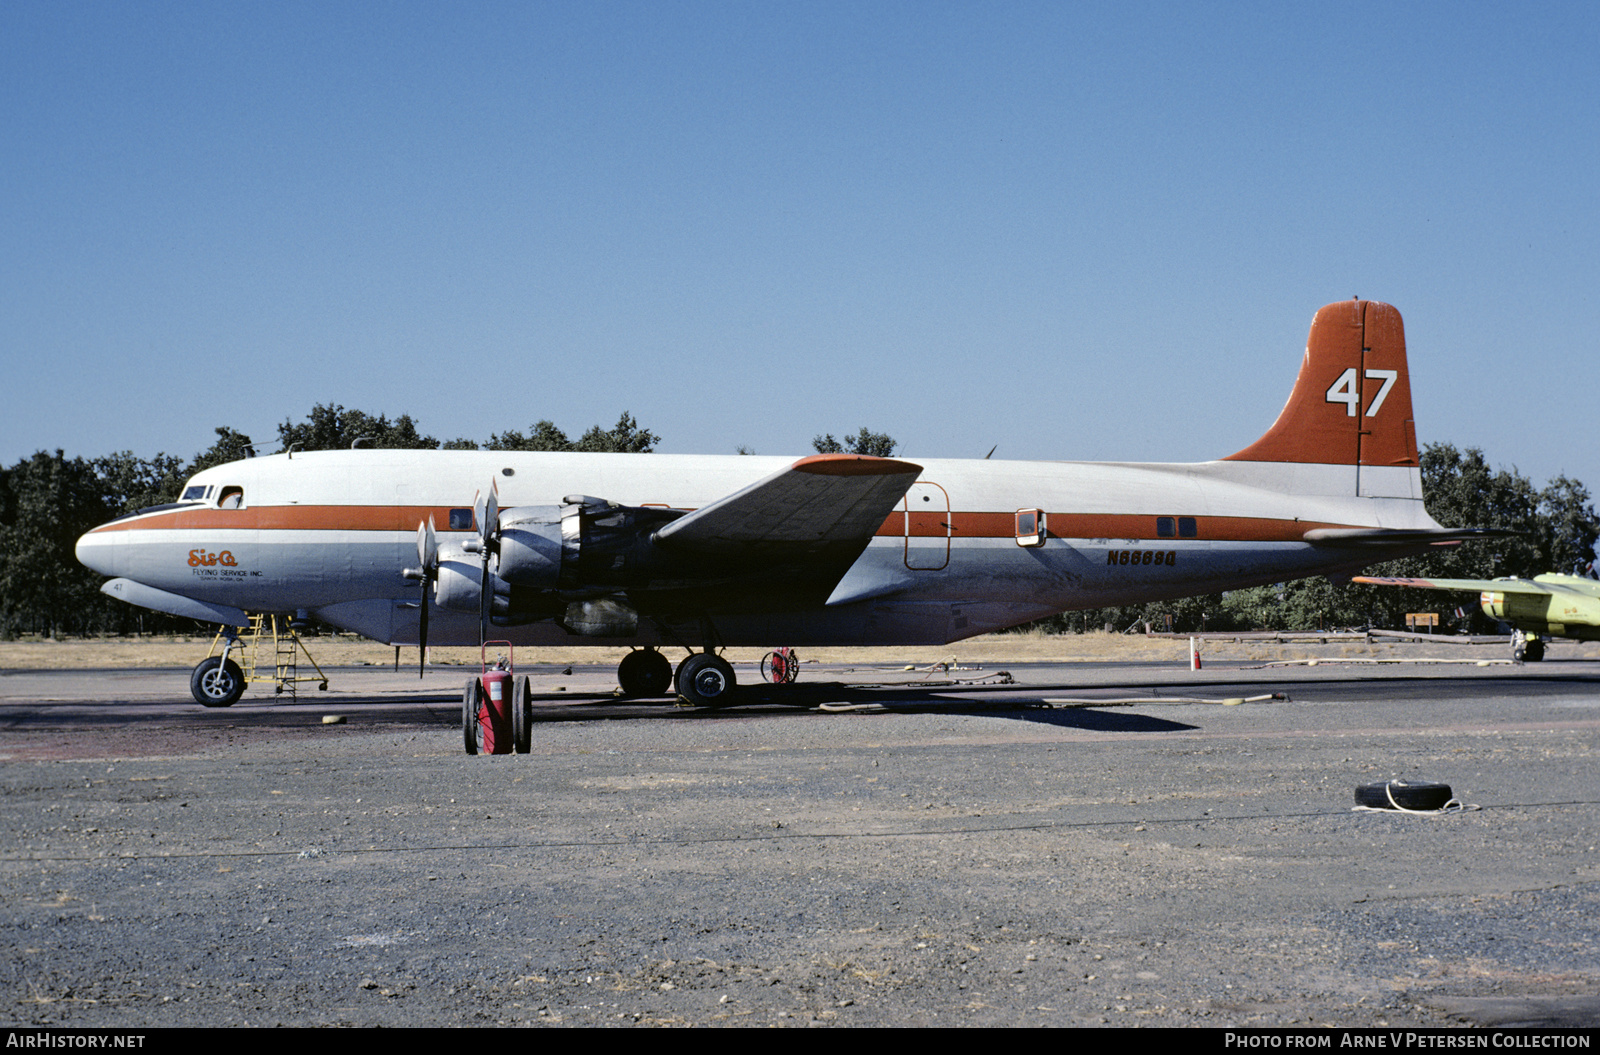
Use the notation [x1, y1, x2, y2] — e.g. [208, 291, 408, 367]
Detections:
[463, 641, 530, 755]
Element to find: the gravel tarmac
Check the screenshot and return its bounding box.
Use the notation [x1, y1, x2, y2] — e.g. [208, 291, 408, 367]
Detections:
[3, 648, 1599, 1028]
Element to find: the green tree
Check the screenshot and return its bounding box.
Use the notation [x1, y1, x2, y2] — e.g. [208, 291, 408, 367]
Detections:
[812, 428, 897, 457]
[0, 451, 116, 637]
[486, 412, 659, 453]
[485, 420, 578, 452]
[91, 451, 188, 517]
[188, 427, 257, 474]
[277, 404, 440, 453]
[576, 412, 658, 453]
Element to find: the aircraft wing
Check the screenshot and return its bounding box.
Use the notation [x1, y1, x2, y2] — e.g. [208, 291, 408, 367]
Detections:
[654, 453, 923, 557]
[1352, 575, 1578, 596]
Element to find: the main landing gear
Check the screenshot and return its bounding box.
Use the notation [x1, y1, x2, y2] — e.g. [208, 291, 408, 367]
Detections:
[1511, 630, 1546, 663]
[675, 652, 737, 708]
[617, 647, 673, 697]
[613, 647, 738, 708]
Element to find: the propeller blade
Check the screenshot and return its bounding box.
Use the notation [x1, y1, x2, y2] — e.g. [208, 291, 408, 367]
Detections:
[477, 485, 499, 647]
[479, 545, 492, 647]
[417, 581, 429, 679]
[414, 519, 436, 679]
[417, 516, 438, 571]
[484, 484, 500, 541]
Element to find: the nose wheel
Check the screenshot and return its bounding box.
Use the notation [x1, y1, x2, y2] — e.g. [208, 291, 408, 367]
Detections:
[190, 656, 245, 707]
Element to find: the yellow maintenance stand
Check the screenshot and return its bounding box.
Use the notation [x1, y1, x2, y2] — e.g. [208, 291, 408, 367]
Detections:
[191, 614, 329, 707]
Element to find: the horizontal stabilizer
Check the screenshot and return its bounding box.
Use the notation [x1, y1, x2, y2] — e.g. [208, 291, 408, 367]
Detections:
[655, 454, 923, 555]
[1303, 527, 1515, 547]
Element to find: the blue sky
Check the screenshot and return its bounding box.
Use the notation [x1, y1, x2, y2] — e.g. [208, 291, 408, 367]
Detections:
[3, 1, 1596, 496]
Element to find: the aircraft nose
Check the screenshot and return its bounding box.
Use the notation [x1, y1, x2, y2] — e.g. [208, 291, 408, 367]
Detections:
[76, 525, 121, 577]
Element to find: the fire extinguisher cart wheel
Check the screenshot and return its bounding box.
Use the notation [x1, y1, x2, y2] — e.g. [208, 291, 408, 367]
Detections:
[512, 676, 532, 754]
[462, 678, 484, 755]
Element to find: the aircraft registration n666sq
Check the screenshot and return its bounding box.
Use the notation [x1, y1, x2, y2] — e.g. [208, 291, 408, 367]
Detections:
[78, 300, 1493, 708]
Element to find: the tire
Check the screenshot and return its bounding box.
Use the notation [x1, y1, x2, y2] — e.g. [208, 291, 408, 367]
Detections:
[1355, 780, 1453, 811]
[617, 649, 672, 697]
[512, 676, 532, 754]
[462, 678, 483, 755]
[1523, 637, 1546, 662]
[191, 656, 245, 708]
[676, 653, 737, 708]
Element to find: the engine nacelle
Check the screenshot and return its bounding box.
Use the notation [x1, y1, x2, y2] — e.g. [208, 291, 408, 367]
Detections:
[495, 504, 567, 588]
[434, 542, 502, 614]
[427, 496, 690, 628]
[496, 495, 686, 591]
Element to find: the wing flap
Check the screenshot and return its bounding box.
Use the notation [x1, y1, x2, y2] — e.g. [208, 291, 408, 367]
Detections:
[654, 454, 923, 555]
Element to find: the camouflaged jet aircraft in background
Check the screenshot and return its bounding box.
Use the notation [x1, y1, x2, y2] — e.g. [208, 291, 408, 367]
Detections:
[1353, 572, 1600, 661]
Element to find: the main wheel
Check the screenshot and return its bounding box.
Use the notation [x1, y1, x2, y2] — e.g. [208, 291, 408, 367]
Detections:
[1523, 637, 1546, 662]
[191, 656, 245, 708]
[462, 678, 484, 755]
[512, 676, 532, 754]
[617, 648, 673, 697]
[676, 653, 737, 708]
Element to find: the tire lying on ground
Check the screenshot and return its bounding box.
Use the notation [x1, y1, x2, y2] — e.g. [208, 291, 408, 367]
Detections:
[1355, 780, 1453, 811]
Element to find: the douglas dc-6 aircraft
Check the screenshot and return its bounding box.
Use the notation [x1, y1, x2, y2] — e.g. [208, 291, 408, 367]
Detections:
[79, 299, 1494, 708]
[1353, 572, 1600, 662]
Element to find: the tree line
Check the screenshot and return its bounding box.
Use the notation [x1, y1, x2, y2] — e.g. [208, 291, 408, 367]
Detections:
[3, 409, 1591, 639]
[0, 407, 898, 638]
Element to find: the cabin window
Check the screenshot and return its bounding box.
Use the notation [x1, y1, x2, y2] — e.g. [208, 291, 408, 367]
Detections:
[217, 486, 244, 509]
[1015, 509, 1047, 548]
[448, 508, 473, 531]
[1158, 516, 1198, 538]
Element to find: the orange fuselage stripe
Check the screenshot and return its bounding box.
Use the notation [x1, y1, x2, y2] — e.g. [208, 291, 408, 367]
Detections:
[89, 505, 1355, 544]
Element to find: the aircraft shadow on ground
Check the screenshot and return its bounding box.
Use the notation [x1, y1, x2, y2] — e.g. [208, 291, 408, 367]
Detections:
[17, 663, 1597, 733]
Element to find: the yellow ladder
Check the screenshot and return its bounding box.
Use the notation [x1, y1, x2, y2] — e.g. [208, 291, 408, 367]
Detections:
[210, 615, 329, 698]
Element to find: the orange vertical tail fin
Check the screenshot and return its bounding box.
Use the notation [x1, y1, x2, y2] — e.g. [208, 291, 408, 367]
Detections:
[1225, 299, 1419, 468]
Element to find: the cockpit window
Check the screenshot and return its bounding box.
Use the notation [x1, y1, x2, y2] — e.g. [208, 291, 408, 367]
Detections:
[181, 485, 207, 501]
[218, 486, 245, 509]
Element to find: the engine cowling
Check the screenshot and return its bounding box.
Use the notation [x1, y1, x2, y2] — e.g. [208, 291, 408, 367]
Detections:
[428, 496, 688, 630]
[495, 504, 568, 588]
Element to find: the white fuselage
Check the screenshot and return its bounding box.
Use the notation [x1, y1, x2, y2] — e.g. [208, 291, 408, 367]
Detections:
[77, 448, 1438, 648]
